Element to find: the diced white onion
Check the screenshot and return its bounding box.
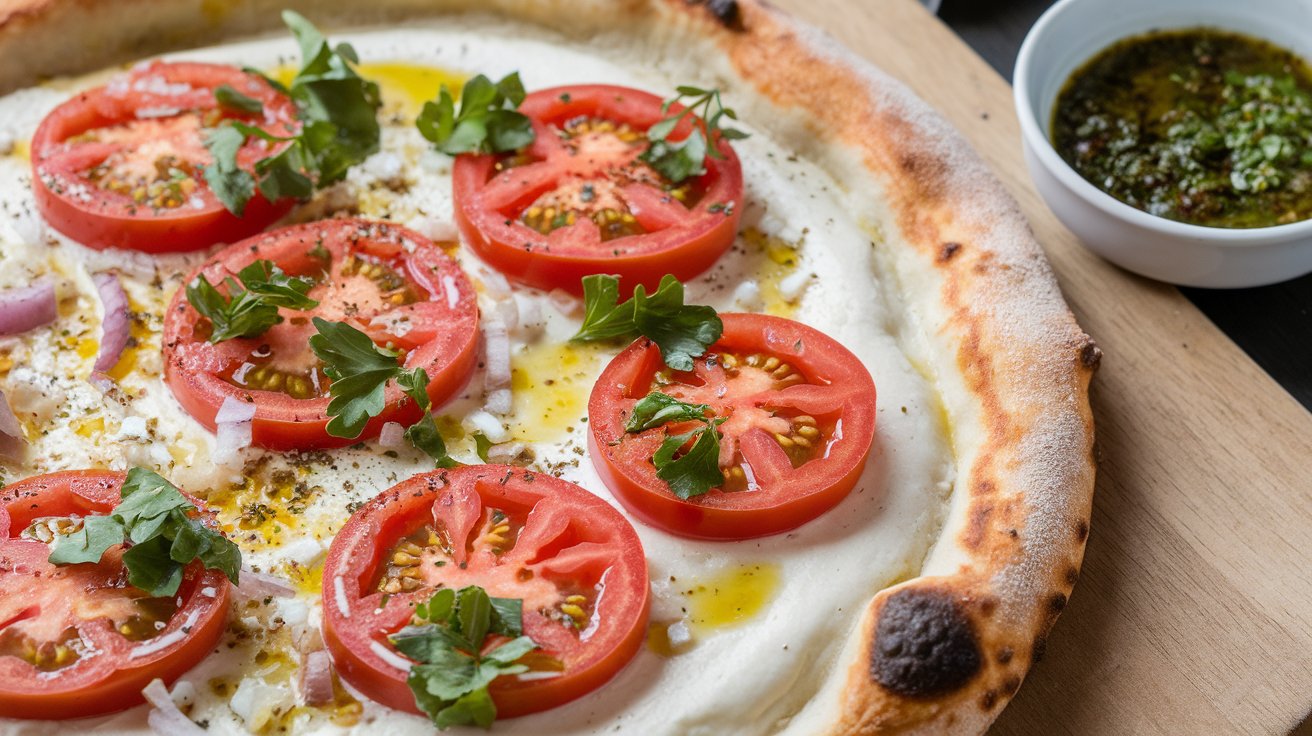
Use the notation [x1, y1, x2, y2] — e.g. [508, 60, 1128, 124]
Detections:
[116, 416, 148, 440]
[778, 269, 813, 302]
[143, 679, 206, 736]
[279, 537, 324, 567]
[236, 570, 295, 601]
[733, 280, 763, 311]
[378, 421, 405, 447]
[483, 319, 512, 392]
[481, 271, 512, 300]
[485, 389, 512, 415]
[494, 298, 519, 331]
[0, 390, 25, 460]
[406, 215, 458, 243]
[465, 409, 509, 443]
[547, 288, 581, 316]
[668, 620, 693, 647]
[214, 396, 257, 423]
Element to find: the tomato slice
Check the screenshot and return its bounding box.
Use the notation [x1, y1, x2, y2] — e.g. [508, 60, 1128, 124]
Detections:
[162, 219, 480, 451]
[0, 470, 230, 720]
[453, 84, 743, 295]
[30, 60, 299, 253]
[321, 465, 650, 719]
[588, 313, 878, 540]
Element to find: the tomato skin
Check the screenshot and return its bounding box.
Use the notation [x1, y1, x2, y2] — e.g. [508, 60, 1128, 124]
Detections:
[321, 465, 650, 719]
[162, 219, 480, 451]
[0, 470, 230, 720]
[453, 84, 743, 295]
[30, 61, 298, 253]
[589, 313, 878, 540]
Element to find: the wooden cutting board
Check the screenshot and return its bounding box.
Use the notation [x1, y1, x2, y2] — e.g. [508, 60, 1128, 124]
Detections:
[768, 0, 1312, 733]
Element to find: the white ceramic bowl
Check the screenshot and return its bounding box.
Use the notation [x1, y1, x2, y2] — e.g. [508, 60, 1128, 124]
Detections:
[1014, 0, 1312, 288]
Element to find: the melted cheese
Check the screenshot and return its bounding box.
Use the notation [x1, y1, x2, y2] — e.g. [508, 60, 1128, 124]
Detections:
[0, 19, 953, 736]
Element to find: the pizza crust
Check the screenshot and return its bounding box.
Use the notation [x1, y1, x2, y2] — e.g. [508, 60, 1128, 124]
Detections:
[0, 1, 1098, 733]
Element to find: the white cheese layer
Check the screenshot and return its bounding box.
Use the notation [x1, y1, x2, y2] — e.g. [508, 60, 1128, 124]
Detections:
[0, 20, 951, 736]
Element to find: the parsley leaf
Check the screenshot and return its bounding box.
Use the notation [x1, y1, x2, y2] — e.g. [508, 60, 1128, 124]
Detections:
[625, 391, 713, 432]
[203, 11, 381, 215]
[625, 392, 725, 499]
[640, 85, 749, 184]
[310, 321, 461, 466]
[652, 422, 726, 500]
[186, 259, 318, 342]
[309, 317, 400, 439]
[214, 84, 264, 114]
[203, 126, 256, 216]
[397, 367, 460, 469]
[390, 586, 540, 730]
[416, 72, 534, 155]
[48, 467, 241, 597]
[572, 274, 722, 371]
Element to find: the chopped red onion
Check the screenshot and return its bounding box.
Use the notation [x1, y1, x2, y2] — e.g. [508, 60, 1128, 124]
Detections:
[379, 421, 405, 447]
[0, 390, 25, 460]
[0, 279, 56, 337]
[142, 679, 206, 736]
[298, 650, 336, 706]
[235, 569, 295, 601]
[91, 272, 130, 379]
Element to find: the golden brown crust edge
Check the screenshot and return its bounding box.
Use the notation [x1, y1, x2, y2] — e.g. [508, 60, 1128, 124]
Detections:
[703, 4, 1098, 733]
[0, 1, 1097, 733]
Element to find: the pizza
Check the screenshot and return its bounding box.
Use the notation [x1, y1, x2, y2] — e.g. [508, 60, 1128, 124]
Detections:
[0, 1, 1099, 734]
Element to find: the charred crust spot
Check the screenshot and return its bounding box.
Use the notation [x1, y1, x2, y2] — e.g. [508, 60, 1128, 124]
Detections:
[1049, 592, 1067, 614]
[980, 689, 998, 711]
[1031, 635, 1047, 664]
[938, 241, 963, 262]
[1002, 675, 1022, 696]
[1075, 519, 1090, 542]
[1065, 566, 1081, 585]
[978, 597, 997, 617]
[997, 646, 1014, 664]
[1080, 339, 1103, 370]
[691, 0, 742, 29]
[870, 589, 982, 698]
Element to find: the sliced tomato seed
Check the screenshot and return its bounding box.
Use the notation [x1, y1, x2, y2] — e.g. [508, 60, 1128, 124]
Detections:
[374, 515, 599, 633]
[0, 627, 84, 672]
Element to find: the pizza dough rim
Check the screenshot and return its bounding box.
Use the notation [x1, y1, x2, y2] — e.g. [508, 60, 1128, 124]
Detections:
[0, 1, 1099, 734]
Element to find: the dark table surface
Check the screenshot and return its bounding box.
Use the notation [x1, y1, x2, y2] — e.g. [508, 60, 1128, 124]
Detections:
[939, 0, 1312, 413]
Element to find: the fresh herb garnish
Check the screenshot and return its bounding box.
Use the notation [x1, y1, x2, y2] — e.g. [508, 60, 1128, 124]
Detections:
[214, 84, 264, 114]
[49, 467, 241, 597]
[573, 274, 722, 371]
[416, 72, 535, 155]
[626, 392, 725, 499]
[397, 366, 459, 468]
[640, 85, 748, 184]
[203, 10, 382, 215]
[309, 318, 459, 466]
[186, 259, 319, 342]
[472, 432, 494, 463]
[389, 586, 540, 730]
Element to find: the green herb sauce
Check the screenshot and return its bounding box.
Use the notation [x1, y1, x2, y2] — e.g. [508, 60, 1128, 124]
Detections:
[1052, 29, 1312, 229]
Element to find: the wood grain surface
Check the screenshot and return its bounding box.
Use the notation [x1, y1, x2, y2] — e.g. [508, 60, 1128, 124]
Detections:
[766, 0, 1312, 732]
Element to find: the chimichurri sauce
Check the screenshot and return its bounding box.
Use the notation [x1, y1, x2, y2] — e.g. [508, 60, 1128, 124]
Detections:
[1052, 29, 1312, 229]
